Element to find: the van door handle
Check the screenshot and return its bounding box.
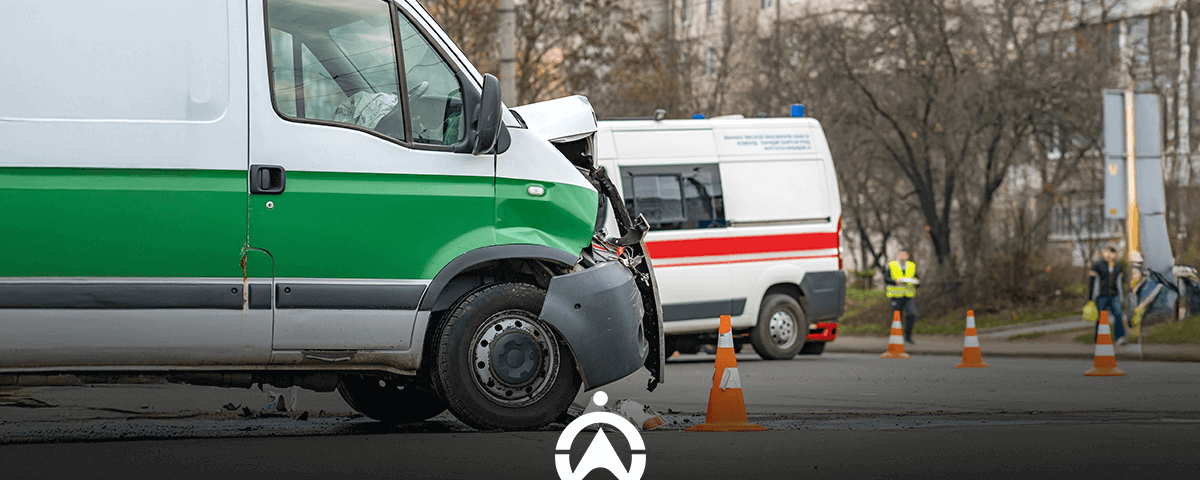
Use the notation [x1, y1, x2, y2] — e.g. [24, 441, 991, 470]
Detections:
[250, 165, 286, 195]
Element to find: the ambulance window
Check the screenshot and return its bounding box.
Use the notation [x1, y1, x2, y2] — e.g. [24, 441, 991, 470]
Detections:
[396, 12, 465, 146]
[266, 0, 405, 141]
[622, 165, 727, 230]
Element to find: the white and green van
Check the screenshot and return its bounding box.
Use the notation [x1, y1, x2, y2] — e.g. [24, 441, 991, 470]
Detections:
[0, 0, 664, 431]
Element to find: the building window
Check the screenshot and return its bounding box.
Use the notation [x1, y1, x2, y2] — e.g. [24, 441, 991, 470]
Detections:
[761, 0, 774, 10]
[682, 0, 691, 26]
[1050, 200, 1121, 239]
[705, 49, 718, 78]
[622, 164, 727, 231]
[708, 0, 716, 20]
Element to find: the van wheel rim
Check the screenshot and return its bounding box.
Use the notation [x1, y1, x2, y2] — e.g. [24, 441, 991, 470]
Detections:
[471, 310, 560, 408]
[769, 311, 797, 349]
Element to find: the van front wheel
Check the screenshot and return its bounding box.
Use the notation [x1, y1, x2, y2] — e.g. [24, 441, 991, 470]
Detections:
[431, 282, 582, 431]
[750, 294, 806, 360]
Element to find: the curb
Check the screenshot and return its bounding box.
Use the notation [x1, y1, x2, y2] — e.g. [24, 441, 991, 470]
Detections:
[824, 347, 1200, 363]
[975, 316, 1085, 335]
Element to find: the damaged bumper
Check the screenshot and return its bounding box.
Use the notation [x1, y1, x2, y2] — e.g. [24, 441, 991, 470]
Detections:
[540, 255, 663, 391]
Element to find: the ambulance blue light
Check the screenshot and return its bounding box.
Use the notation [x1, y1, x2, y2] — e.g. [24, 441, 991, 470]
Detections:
[693, 114, 706, 119]
[792, 104, 806, 118]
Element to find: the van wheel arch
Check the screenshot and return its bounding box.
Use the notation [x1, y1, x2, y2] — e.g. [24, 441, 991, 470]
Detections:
[417, 246, 579, 378]
[419, 245, 579, 312]
[764, 283, 807, 316]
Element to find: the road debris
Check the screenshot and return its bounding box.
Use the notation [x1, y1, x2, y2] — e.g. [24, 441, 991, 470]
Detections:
[580, 398, 666, 430]
[265, 388, 298, 413]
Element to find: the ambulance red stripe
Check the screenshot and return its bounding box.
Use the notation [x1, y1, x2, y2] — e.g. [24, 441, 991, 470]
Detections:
[654, 253, 839, 268]
[645, 232, 839, 260]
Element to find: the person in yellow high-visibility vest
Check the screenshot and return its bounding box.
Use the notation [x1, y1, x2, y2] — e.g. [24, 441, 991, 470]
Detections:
[885, 250, 920, 344]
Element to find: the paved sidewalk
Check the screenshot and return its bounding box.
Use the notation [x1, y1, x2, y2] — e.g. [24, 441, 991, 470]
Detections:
[826, 335, 1200, 362]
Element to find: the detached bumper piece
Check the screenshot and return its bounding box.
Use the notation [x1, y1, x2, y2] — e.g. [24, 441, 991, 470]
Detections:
[540, 262, 648, 390]
[806, 322, 839, 342]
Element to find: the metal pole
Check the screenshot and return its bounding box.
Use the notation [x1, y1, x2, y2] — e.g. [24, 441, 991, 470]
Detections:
[499, 0, 517, 105]
[1179, 9, 1192, 187]
[1125, 89, 1143, 356]
[1125, 89, 1140, 257]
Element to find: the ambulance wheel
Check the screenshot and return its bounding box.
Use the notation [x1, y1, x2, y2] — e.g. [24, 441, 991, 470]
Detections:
[800, 341, 826, 355]
[337, 375, 447, 424]
[431, 282, 582, 431]
[751, 294, 806, 360]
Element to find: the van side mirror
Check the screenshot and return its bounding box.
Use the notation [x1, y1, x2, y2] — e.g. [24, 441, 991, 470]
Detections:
[473, 74, 509, 155]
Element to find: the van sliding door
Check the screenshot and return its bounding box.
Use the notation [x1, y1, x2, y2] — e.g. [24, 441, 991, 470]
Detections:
[0, 0, 265, 368]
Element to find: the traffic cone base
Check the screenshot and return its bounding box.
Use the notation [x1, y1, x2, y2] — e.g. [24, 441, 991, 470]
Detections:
[881, 310, 911, 359]
[688, 316, 767, 432]
[686, 386, 769, 432]
[957, 310, 989, 368]
[688, 423, 769, 432]
[1085, 311, 1126, 377]
[1084, 366, 1127, 376]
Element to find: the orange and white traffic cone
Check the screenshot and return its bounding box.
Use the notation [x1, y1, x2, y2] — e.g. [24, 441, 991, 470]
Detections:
[880, 311, 911, 359]
[687, 315, 767, 432]
[1085, 311, 1126, 377]
[957, 310, 988, 368]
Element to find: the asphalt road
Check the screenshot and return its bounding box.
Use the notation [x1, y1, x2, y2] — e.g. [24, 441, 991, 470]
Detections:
[2, 353, 1198, 479]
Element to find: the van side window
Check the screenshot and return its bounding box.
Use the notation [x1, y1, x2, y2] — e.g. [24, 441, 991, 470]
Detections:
[396, 12, 465, 146]
[266, 0, 405, 141]
[621, 165, 727, 230]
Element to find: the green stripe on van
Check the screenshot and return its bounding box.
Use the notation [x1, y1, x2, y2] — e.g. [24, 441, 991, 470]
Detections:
[2, 168, 599, 282]
[250, 170, 499, 281]
[495, 177, 598, 257]
[1, 168, 247, 278]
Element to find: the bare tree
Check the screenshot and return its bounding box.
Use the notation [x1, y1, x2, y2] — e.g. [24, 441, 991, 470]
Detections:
[424, 0, 652, 113]
[422, 0, 500, 75]
[512, 0, 647, 107]
[748, 0, 1126, 309]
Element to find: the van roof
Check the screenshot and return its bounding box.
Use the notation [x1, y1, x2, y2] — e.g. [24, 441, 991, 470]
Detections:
[598, 116, 823, 133]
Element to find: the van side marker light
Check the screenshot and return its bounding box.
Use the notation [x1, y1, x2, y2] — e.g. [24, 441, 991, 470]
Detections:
[528, 186, 546, 197]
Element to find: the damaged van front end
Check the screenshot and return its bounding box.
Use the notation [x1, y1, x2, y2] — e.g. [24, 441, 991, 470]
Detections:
[512, 97, 666, 393]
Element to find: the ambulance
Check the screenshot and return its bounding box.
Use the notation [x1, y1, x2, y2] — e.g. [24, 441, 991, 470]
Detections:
[0, 0, 664, 431]
[596, 115, 845, 360]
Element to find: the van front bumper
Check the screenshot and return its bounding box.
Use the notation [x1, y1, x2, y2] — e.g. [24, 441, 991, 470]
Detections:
[540, 258, 662, 391]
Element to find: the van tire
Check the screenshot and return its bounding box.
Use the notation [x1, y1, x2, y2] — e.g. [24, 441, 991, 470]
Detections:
[750, 294, 806, 360]
[430, 282, 582, 431]
[800, 341, 826, 355]
[337, 375, 446, 424]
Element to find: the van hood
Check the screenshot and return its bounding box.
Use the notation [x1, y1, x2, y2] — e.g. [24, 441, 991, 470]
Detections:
[509, 96, 598, 143]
